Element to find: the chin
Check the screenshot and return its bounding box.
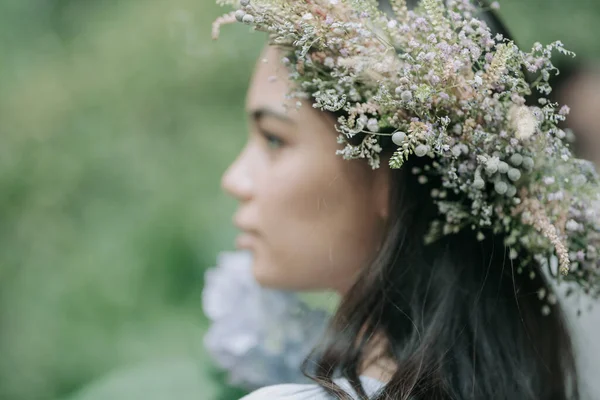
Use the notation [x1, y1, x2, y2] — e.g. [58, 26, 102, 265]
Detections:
[251, 261, 281, 288]
[251, 260, 301, 290]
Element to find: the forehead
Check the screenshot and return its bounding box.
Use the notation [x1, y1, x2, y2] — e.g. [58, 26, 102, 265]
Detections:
[246, 45, 338, 133]
[246, 46, 308, 118]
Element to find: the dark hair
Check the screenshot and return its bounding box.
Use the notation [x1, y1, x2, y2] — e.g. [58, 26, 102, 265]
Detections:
[301, 3, 580, 400]
[302, 156, 579, 399]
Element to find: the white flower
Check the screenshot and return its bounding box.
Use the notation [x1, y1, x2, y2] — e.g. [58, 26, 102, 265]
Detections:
[235, 9, 246, 22]
[509, 105, 538, 140]
[566, 219, 580, 231]
[415, 144, 429, 157]
[400, 90, 413, 102]
[485, 156, 500, 174]
[367, 118, 380, 132]
[392, 131, 407, 145]
[494, 180, 508, 195]
[202, 251, 329, 389]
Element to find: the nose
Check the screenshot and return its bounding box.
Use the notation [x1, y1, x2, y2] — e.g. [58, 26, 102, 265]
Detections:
[221, 148, 253, 202]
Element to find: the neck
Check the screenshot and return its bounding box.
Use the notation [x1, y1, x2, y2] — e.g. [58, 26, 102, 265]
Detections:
[358, 332, 396, 383]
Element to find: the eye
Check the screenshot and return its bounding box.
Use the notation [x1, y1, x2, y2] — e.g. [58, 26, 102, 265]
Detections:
[261, 131, 285, 150]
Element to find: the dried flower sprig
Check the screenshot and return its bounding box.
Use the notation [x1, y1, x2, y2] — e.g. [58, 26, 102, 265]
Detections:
[214, 0, 600, 309]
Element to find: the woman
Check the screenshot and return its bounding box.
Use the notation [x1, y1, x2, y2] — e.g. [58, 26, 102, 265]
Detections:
[209, 0, 600, 398]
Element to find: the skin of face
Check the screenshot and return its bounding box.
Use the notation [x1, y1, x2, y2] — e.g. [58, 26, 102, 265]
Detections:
[221, 45, 391, 293]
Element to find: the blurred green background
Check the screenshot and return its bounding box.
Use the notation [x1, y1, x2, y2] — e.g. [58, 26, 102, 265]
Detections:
[0, 1, 598, 400]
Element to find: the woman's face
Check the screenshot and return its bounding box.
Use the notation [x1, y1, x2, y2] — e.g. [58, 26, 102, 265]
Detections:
[222, 46, 390, 292]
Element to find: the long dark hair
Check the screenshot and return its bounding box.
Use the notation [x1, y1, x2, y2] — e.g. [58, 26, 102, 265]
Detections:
[302, 156, 579, 399]
[300, 3, 580, 399]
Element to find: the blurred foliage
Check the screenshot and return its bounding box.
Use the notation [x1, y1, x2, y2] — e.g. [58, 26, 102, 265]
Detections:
[0, 0, 598, 400]
[0, 0, 262, 399]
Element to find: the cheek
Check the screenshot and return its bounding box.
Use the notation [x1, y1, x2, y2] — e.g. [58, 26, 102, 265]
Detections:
[253, 155, 382, 291]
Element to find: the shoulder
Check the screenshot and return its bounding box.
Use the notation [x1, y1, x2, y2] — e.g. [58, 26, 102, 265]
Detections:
[239, 376, 385, 400]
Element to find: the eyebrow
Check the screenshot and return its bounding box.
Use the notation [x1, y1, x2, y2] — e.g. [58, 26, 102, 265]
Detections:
[250, 107, 295, 125]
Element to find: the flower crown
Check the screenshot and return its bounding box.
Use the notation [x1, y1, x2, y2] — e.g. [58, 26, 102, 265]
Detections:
[213, 0, 600, 307]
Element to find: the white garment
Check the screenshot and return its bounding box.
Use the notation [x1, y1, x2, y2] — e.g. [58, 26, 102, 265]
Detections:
[240, 376, 385, 400]
[563, 299, 600, 399]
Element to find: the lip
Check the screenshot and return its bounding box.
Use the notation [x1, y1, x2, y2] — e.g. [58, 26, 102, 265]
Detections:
[233, 214, 259, 234]
[233, 214, 260, 249]
[235, 232, 257, 250]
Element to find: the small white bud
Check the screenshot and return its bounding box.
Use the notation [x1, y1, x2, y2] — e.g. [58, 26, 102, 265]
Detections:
[494, 181, 508, 195]
[509, 105, 538, 140]
[506, 185, 517, 197]
[566, 219, 580, 231]
[414, 144, 429, 157]
[541, 305, 551, 316]
[485, 157, 500, 174]
[324, 57, 335, 69]
[510, 153, 523, 166]
[235, 9, 246, 22]
[538, 288, 547, 300]
[392, 131, 407, 145]
[367, 118, 380, 133]
[522, 157, 534, 170]
[507, 168, 521, 182]
[473, 178, 485, 190]
[451, 145, 462, 157]
[242, 14, 255, 24]
[401, 90, 413, 102]
[498, 161, 509, 174]
[529, 270, 536, 279]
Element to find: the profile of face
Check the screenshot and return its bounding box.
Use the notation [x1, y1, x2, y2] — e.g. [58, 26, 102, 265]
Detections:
[221, 46, 391, 293]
